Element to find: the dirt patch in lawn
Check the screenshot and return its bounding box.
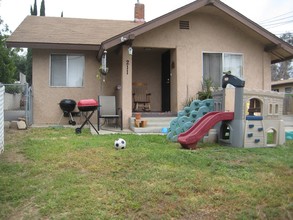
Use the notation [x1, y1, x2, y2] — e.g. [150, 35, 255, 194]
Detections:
[1, 129, 30, 163]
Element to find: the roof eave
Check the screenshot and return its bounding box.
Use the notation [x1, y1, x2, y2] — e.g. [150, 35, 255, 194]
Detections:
[271, 79, 293, 86]
[6, 41, 101, 51]
[271, 56, 293, 64]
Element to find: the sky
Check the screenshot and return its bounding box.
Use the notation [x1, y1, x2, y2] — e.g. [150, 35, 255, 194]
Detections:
[0, 0, 293, 36]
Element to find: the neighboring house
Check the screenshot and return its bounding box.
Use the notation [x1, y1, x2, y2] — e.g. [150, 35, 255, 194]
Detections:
[272, 78, 293, 115]
[7, 0, 293, 128]
[271, 78, 293, 94]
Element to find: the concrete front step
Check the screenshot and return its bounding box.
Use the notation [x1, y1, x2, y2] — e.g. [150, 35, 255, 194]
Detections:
[129, 117, 176, 133]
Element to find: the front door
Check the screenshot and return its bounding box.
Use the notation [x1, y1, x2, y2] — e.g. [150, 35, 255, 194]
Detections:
[161, 50, 171, 112]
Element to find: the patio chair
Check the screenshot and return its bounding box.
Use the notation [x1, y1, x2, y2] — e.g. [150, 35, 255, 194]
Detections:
[132, 82, 151, 111]
[97, 96, 122, 130]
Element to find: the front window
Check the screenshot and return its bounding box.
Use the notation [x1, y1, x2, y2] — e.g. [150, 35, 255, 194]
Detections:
[203, 52, 243, 87]
[285, 87, 292, 94]
[50, 54, 85, 87]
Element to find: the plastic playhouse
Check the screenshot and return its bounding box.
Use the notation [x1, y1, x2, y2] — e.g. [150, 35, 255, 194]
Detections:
[170, 73, 286, 149]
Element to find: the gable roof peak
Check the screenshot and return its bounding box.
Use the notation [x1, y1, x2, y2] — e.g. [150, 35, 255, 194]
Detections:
[207, 0, 218, 5]
[98, 0, 293, 63]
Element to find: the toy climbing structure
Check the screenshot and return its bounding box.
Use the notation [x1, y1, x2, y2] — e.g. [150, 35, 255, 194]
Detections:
[167, 99, 214, 142]
[170, 73, 286, 149]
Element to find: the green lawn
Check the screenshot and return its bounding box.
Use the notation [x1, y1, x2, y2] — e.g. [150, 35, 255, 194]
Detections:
[0, 127, 292, 219]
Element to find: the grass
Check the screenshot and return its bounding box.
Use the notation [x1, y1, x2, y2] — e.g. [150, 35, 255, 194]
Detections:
[0, 127, 292, 219]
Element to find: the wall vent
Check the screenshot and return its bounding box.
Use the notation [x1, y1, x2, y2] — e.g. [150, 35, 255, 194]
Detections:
[179, 20, 190, 30]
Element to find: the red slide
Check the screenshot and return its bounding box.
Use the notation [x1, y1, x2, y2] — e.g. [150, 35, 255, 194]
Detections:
[178, 111, 234, 149]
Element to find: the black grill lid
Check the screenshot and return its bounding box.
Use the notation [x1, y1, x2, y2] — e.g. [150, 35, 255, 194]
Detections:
[59, 99, 76, 113]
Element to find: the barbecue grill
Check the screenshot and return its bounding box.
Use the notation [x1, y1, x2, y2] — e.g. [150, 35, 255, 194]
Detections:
[76, 99, 99, 134]
[59, 99, 77, 125]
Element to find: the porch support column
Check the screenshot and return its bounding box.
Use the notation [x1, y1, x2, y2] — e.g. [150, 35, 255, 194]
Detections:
[121, 45, 132, 129]
[175, 46, 187, 111]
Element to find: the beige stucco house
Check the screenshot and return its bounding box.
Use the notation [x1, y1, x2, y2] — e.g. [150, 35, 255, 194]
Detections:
[7, 0, 293, 128]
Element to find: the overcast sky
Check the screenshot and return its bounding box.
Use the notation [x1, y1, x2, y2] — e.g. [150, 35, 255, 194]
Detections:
[1, 0, 292, 36]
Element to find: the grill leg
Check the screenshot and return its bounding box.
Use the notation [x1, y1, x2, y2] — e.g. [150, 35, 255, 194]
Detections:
[69, 113, 76, 125]
[76, 110, 99, 134]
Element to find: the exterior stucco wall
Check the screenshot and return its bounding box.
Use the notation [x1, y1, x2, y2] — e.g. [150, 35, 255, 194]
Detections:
[133, 12, 272, 111]
[32, 49, 100, 125]
[102, 51, 122, 96]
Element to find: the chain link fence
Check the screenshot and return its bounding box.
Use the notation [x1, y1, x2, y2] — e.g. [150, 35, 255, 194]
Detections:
[4, 83, 33, 126]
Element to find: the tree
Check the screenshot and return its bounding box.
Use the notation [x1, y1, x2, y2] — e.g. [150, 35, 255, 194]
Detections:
[30, 0, 38, 16]
[10, 48, 27, 79]
[26, 0, 46, 85]
[25, 49, 32, 85]
[271, 32, 293, 81]
[0, 17, 17, 83]
[40, 0, 45, 16]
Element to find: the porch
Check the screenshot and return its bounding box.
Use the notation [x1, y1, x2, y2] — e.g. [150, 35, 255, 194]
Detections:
[129, 111, 176, 133]
[103, 45, 182, 130]
[91, 112, 176, 134]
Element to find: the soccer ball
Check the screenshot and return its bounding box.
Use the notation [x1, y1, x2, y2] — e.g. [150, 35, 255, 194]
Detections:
[114, 138, 126, 150]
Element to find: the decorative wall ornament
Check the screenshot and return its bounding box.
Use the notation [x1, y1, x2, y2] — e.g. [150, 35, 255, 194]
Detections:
[99, 50, 109, 75]
[126, 60, 129, 75]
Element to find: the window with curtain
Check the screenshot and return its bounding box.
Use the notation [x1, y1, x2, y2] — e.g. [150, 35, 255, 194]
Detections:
[203, 52, 243, 87]
[50, 54, 85, 87]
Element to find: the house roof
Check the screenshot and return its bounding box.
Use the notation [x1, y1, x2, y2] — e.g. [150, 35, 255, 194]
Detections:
[98, 0, 293, 63]
[7, 0, 293, 63]
[6, 16, 142, 50]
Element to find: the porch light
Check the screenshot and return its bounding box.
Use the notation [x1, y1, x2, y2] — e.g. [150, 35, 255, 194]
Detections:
[121, 36, 128, 42]
[128, 47, 133, 55]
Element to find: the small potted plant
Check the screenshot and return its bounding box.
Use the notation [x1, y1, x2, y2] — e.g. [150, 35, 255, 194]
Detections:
[135, 112, 141, 120]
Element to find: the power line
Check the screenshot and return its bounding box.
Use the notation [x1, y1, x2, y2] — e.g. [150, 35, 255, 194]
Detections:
[262, 20, 293, 29]
[259, 15, 293, 25]
[259, 10, 293, 23]
[257, 10, 293, 32]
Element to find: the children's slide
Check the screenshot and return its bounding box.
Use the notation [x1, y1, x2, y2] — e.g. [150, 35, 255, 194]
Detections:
[178, 111, 234, 149]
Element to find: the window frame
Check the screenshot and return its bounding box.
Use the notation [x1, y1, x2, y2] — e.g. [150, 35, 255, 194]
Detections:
[285, 87, 292, 94]
[49, 53, 85, 88]
[202, 51, 244, 88]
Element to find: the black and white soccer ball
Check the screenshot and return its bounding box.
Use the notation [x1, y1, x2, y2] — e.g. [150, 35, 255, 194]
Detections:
[114, 138, 126, 150]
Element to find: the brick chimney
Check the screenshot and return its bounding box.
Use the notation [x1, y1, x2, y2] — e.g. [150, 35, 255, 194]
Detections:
[134, 1, 145, 23]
